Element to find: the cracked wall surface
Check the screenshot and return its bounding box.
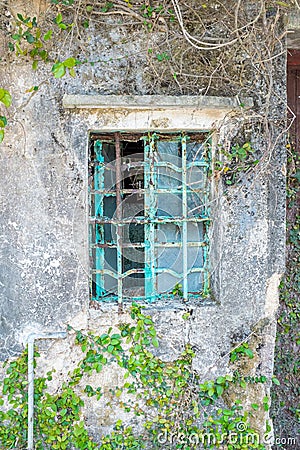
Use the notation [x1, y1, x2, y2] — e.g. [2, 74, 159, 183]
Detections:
[0, 0, 286, 442]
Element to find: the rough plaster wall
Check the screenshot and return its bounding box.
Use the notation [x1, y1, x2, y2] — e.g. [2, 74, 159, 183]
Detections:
[0, 2, 286, 442]
[0, 66, 89, 358]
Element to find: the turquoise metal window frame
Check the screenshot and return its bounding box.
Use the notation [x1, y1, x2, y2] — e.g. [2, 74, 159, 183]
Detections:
[89, 132, 211, 303]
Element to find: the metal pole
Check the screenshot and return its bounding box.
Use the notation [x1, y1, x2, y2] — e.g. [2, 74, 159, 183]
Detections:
[27, 332, 67, 450]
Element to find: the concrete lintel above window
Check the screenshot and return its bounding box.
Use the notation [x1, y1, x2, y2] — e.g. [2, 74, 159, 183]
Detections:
[62, 95, 253, 131]
[63, 94, 253, 110]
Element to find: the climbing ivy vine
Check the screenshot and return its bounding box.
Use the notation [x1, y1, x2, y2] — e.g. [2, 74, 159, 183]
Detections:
[270, 143, 300, 446]
[0, 89, 11, 143]
[0, 304, 276, 449]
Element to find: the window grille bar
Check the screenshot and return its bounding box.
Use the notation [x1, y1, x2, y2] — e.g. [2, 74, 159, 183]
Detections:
[91, 217, 210, 224]
[154, 161, 209, 169]
[181, 136, 188, 301]
[115, 133, 123, 305]
[91, 241, 207, 248]
[94, 140, 105, 298]
[203, 223, 210, 294]
[203, 143, 211, 295]
[92, 267, 207, 276]
[144, 135, 156, 302]
[91, 188, 207, 195]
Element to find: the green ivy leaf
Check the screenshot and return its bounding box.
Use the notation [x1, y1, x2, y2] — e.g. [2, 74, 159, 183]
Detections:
[64, 57, 76, 68]
[276, 1, 289, 6]
[12, 34, 21, 41]
[272, 376, 280, 386]
[38, 50, 47, 61]
[0, 130, 4, 144]
[230, 353, 237, 362]
[115, 389, 122, 397]
[0, 116, 7, 127]
[245, 348, 254, 358]
[56, 13, 63, 24]
[152, 337, 159, 348]
[17, 13, 25, 22]
[216, 385, 224, 396]
[25, 33, 35, 44]
[44, 30, 53, 41]
[216, 376, 225, 384]
[0, 89, 12, 107]
[52, 62, 66, 78]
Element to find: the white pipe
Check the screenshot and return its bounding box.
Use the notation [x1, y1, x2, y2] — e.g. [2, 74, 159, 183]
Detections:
[27, 332, 67, 450]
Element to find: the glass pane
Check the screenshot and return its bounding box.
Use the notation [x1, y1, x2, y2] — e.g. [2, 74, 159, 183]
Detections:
[157, 141, 180, 164]
[156, 223, 181, 243]
[157, 247, 182, 293]
[122, 247, 144, 296]
[187, 247, 204, 269]
[157, 272, 180, 294]
[103, 196, 116, 218]
[155, 223, 182, 294]
[157, 247, 182, 270]
[99, 143, 116, 189]
[186, 141, 206, 162]
[187, 222, 204, 242]
[156, 141, 182, 189]
[104, 248, 117, 271]
[104, 248, 117, 294]
[121, 154, 144, 190]
[187, 273, 203, 293]
[187, 191, 206, 217]
[123, 223, 144, 244]
[157, 165, 181, 189]
[186, 165, 205, 190]
[121, 193, 144, 220]
[123, 246, 144, 268]
[89, 223, 96, 247]
[103, 274, 117, 295]
[92, 194, 100, 218]
[102, 142, 115, 163]
[103, 165, 116, 190]
[103, 197, 116, 242]
[157, 193, 182, 217]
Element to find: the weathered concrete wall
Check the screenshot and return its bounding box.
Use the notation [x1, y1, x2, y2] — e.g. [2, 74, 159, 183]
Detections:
[0, 0, 287, 444]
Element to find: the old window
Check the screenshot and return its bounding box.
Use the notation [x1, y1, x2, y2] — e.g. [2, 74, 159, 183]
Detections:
[89, 132, 210, 303]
